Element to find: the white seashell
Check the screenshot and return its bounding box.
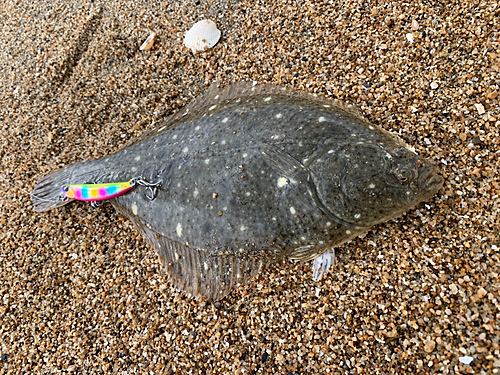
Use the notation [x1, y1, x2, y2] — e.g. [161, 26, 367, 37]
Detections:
[184, 20, 221, 53]
[140, 32, 156, 51]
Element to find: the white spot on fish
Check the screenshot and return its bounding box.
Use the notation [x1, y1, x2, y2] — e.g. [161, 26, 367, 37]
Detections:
[326, 222, 331, 227]
[246, 192, 251, 196]
[204, 262, 209, 271]
[346, 230, 352, 235]
[301, 236, 306, 241]
[351, 134, 357, 137]
[276, 113, 283, 119]
[277, 177, 289, 187]
[222, 117, 228, 123]
[135, 156, 141, 161]
[242, 153, 248, 158]
[369, 125, 375, 130]
[272, 217, 276, 221]
[131, 203, 138, 215]
[368, 183, 376, 189]
[177, 182, 181, 187]
[194, 188, 199, 198]
[182, 147, 189, 153]
[290, 207, 296, 215]
[328, 149, 334, 154]
[175, 252, 179, 261]
[158, 126, 167, 132]
[221, 140, 226, 145]
[195, 126, 200, 131]
[240, 225, 246, 231]
[323, 105, 330, 108]
[172, 134, 178, 140]
[209, 105, 217, 111]
[354, 213, 361, 219]
[131, 167, 137, 172]
[264, 96, 272, 102]
[318, 117, 326, 122]
[204, 159, 210, 164]
[176, 223, 183, 237]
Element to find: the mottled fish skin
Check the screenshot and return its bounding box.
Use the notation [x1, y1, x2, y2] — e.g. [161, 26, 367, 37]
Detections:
[32, 83, 444, 300]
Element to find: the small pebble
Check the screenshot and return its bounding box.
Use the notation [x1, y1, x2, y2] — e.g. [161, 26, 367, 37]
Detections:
[449, 283, 458, 294]
[261, 352, 268, 363]
[474, 103, 485, 114]
[411, 20, 419, 30]
[430, 81, 438, 89]
[459, 356, 474, 365]
[476, 287, 487, 299]
[487, 91, 498, 100]
[406, 33, 414, 43]
[424, 340, 436, 353]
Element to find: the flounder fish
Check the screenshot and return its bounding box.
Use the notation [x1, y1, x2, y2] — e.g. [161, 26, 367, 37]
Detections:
[32, 83, 444, 300]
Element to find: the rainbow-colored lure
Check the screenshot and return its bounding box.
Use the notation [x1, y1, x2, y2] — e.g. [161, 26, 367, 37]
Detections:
[62, 177, 162, 205]
[62, 180, 135, 202]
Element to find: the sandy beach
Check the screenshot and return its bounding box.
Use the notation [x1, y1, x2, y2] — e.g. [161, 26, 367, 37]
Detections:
[0, 0, 498, 373]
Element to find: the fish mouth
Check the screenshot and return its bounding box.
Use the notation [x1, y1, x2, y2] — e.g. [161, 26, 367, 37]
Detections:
[418, 163, 444, 194]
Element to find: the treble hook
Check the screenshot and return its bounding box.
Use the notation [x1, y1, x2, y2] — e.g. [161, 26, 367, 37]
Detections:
[133, 176, 163, 201]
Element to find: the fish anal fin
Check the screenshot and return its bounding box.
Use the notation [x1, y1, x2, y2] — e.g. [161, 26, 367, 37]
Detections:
[112, 203, 270, 300]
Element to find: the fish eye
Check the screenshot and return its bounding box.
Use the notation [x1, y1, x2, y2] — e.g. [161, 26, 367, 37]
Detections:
[62, 186, 70, 192]
[393, 167, 413, 183]
[392, 167, 414, 184]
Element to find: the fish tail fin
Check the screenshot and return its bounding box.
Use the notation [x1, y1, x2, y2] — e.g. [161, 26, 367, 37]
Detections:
[31, 160, 102, 212]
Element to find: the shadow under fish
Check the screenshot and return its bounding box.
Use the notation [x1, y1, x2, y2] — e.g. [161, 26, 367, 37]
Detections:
[31, 82, 444, 300]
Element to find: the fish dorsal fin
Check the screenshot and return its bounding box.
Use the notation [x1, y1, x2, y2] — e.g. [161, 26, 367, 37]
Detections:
[112, 203, 273, 300]
[179, 81, 368, 122]
[124, 82, 369, 149]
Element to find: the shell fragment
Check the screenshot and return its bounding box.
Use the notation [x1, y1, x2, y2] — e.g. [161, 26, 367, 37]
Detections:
[184, 20, 221, 53]
[140, 32, 156, 51]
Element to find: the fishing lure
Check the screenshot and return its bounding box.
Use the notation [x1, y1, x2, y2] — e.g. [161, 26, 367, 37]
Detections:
[62, 177, 162, 205]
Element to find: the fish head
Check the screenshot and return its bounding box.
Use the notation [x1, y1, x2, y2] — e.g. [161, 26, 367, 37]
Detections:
[312, 143, 444, 227]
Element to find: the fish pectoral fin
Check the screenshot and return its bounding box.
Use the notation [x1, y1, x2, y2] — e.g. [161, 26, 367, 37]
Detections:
[260, 143, 309, 181]
[312, 248, 336, 281]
